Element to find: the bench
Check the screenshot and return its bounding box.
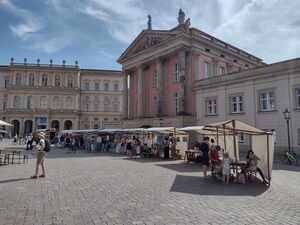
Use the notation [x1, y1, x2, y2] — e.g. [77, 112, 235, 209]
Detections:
[0, 154, 10, 165]
[19, 153, 32, 163]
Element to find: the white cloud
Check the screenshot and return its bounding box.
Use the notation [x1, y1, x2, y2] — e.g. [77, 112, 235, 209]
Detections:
[0, 0, 43, 40]
[98, 49, 116, 59]
[79, 0, 182, 44]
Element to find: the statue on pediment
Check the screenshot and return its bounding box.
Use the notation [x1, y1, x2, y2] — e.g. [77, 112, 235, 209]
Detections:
[185, 18, 191, 29]
[147, 14, 152, 30]
[178, 9, 185, 25]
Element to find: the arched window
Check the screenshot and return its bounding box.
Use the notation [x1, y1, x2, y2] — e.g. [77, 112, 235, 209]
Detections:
[15, 73, 22, 86]
[29, 74, 34, 86]
[173, 92, 179, 115]
[40, 96, 47, 109]
[53, 97, 60, 109]
[65, 97, 73, 109]
[67, 76, 73, 87]
[42, 74, 48, 86]
[55, 75, 60, 87]
[13, 96, 21, 108]
[27, 96, 32, 109]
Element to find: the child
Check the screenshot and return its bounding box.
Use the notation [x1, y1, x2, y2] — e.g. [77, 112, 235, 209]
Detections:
[221, 152, 231, 184]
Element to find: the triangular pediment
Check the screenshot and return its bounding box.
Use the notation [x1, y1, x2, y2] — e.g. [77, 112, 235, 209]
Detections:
[118, 29, 180, 63]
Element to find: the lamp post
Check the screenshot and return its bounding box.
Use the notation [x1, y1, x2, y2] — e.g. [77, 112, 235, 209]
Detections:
[159, 118, 164, 127]
[283, 108, 291, 153]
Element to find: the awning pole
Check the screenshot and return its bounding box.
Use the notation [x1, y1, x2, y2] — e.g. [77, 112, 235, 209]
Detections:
[249, 134, 252, 149]
[216, 127, 219, 145]
[223, 124, 226, 150]
[267, 134, 271, 186]
[232, 120, 238, 177]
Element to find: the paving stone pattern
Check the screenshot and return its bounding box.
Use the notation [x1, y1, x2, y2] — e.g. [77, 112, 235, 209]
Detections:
[0, 140, 300, 225]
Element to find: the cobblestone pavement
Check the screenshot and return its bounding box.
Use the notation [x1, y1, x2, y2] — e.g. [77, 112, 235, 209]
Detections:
[0, 140, 300, 225]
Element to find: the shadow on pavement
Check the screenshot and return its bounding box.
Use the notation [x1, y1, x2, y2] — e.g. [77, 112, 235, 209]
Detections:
[156, 162, 201, 173]
[170, 174, 268, 196]
[0, 178, 30, 184]
[272, 162, 300, 172]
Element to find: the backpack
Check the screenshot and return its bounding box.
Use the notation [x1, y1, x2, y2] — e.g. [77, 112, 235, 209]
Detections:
[44, 139, 51, 152]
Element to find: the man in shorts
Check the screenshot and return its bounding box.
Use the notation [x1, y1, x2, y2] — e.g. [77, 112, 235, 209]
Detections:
[31, 132, 47, 179]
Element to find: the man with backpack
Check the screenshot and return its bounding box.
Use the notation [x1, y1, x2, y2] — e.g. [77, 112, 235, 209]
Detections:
[31, 132, 51, 179]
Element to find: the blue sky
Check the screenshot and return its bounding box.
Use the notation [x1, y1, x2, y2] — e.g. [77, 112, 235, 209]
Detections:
[0, 0, 300, 70]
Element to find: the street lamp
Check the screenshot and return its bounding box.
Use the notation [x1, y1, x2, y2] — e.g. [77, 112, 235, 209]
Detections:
[159, 118, 164, 127]
[283, 108, 291, 153]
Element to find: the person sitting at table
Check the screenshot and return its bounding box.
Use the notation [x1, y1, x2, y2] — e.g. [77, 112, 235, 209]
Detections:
[141, 143, 151, 158]
[245, 150, 268, 183]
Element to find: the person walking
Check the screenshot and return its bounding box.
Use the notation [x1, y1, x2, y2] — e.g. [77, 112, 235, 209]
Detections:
[31, 132, 47, 179]
[198, 137, 210, 179]
[96, 135, 102, 152]
[26, 133, 33, 150]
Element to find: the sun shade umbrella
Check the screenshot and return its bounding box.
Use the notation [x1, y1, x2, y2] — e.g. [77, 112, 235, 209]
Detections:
[0, 120, 13, 126]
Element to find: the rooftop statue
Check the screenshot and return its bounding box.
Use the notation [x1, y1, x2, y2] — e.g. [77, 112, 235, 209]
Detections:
[147, 14, 152, 30]
[178, 9, 185, 25]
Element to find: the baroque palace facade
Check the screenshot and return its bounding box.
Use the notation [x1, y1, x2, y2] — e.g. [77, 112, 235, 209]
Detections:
[118, 9, 264, 128]
[0, 60, 124, 136]
[118, 9, 299, 151]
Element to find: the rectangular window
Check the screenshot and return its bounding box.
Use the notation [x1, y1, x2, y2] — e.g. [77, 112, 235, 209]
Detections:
[153, 96, 157, 116]
[114, 118, 118, 121]
[4, 80, 9, 88]
[104, 83, 109, 91]
[84, 82, 89, 90]
[94, 124, 99, 129]
[114, 83, 118, 91]
[113, 97, 118, 102]
[173, 93, 179, 115]
[259, 91, 275, 111]
[104, 96, 110, 102]
[104, 104, 109, 112]
[230, 96, 243, 113]
[104, 118, 108, 121]
[204, 62, 210, 78]
[153, 68, 157, 88]
[95, 83, 99, 91]
[173, 62, 179, 82]
[206, 99, 217, 115]
[3, 102, 7, 111]
[219, 66, 225, 75]
[113, 104, 119, 112]
[238, 133, 244, 143]
[296, 88, 300, 108]
[94, 104, 99, 112]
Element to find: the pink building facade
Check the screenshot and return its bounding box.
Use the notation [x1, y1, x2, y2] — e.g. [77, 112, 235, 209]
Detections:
[118, 10, 264, 128]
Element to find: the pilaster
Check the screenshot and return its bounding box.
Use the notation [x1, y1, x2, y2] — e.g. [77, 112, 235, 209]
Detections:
[137, 65, 143, 118]
[156, 59, 163, 116]
[178, 51, 186, 114]
[122, 71, 129, 119]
